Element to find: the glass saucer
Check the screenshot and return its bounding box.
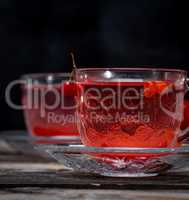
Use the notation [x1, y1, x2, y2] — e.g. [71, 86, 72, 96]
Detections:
[0, 130, 80, 156]
[0, 130, 80, 144]
[36, 142, 189, 177]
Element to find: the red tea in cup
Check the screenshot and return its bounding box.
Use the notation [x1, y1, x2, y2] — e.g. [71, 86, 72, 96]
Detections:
[181, 100, 189, 130]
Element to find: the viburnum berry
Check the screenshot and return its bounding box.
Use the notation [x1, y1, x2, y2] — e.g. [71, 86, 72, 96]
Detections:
[119, 117, 141, 135]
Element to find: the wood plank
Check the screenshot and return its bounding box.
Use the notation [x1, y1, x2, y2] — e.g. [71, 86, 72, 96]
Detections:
[0, 168, 189, 189]
[0, 188, 189, 200]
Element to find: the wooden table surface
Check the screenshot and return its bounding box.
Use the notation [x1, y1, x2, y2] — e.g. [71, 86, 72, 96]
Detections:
[0, 130, 189, 200]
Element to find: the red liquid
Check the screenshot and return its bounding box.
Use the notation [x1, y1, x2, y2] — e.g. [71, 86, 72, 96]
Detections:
[77, 81, 182, 149]
[22, 82, 78, 137]
[181, 100, 189, 130]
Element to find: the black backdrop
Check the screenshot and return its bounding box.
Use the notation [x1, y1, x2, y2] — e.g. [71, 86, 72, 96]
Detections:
[0, 0, 189, 131]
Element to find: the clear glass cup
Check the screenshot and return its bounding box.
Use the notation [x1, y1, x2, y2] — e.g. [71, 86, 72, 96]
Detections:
[21, 73, 79, 139]
[75, 68, 187, 148]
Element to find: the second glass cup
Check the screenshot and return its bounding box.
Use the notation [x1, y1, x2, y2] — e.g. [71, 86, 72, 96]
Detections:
[21, 73, 79, 139]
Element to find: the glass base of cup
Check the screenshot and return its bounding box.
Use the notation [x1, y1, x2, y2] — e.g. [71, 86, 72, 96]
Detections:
[100, 172, 158, 177]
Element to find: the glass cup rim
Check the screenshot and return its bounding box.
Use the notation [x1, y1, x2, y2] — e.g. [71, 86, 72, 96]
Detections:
[36, 143, 189, 154]
[75, 67, 187, 74]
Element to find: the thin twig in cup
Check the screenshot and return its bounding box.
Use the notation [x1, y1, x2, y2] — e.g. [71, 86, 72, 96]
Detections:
[69, 52, 77, 81]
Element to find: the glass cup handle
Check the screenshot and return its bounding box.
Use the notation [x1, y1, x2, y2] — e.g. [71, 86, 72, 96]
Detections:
[178, 128, 189, 142]
[185, 78, 189, 92]
[177, 77, 189, 142]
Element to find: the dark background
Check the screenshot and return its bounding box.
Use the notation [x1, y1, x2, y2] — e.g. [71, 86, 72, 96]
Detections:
[0, 0, 189, 131]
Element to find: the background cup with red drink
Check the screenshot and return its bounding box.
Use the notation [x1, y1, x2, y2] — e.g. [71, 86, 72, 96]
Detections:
[21, 73, 78, 139]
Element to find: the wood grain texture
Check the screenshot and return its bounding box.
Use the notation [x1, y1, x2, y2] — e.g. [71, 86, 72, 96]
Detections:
[0, 189, 189, 200]
[0, 169, 189, 189]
